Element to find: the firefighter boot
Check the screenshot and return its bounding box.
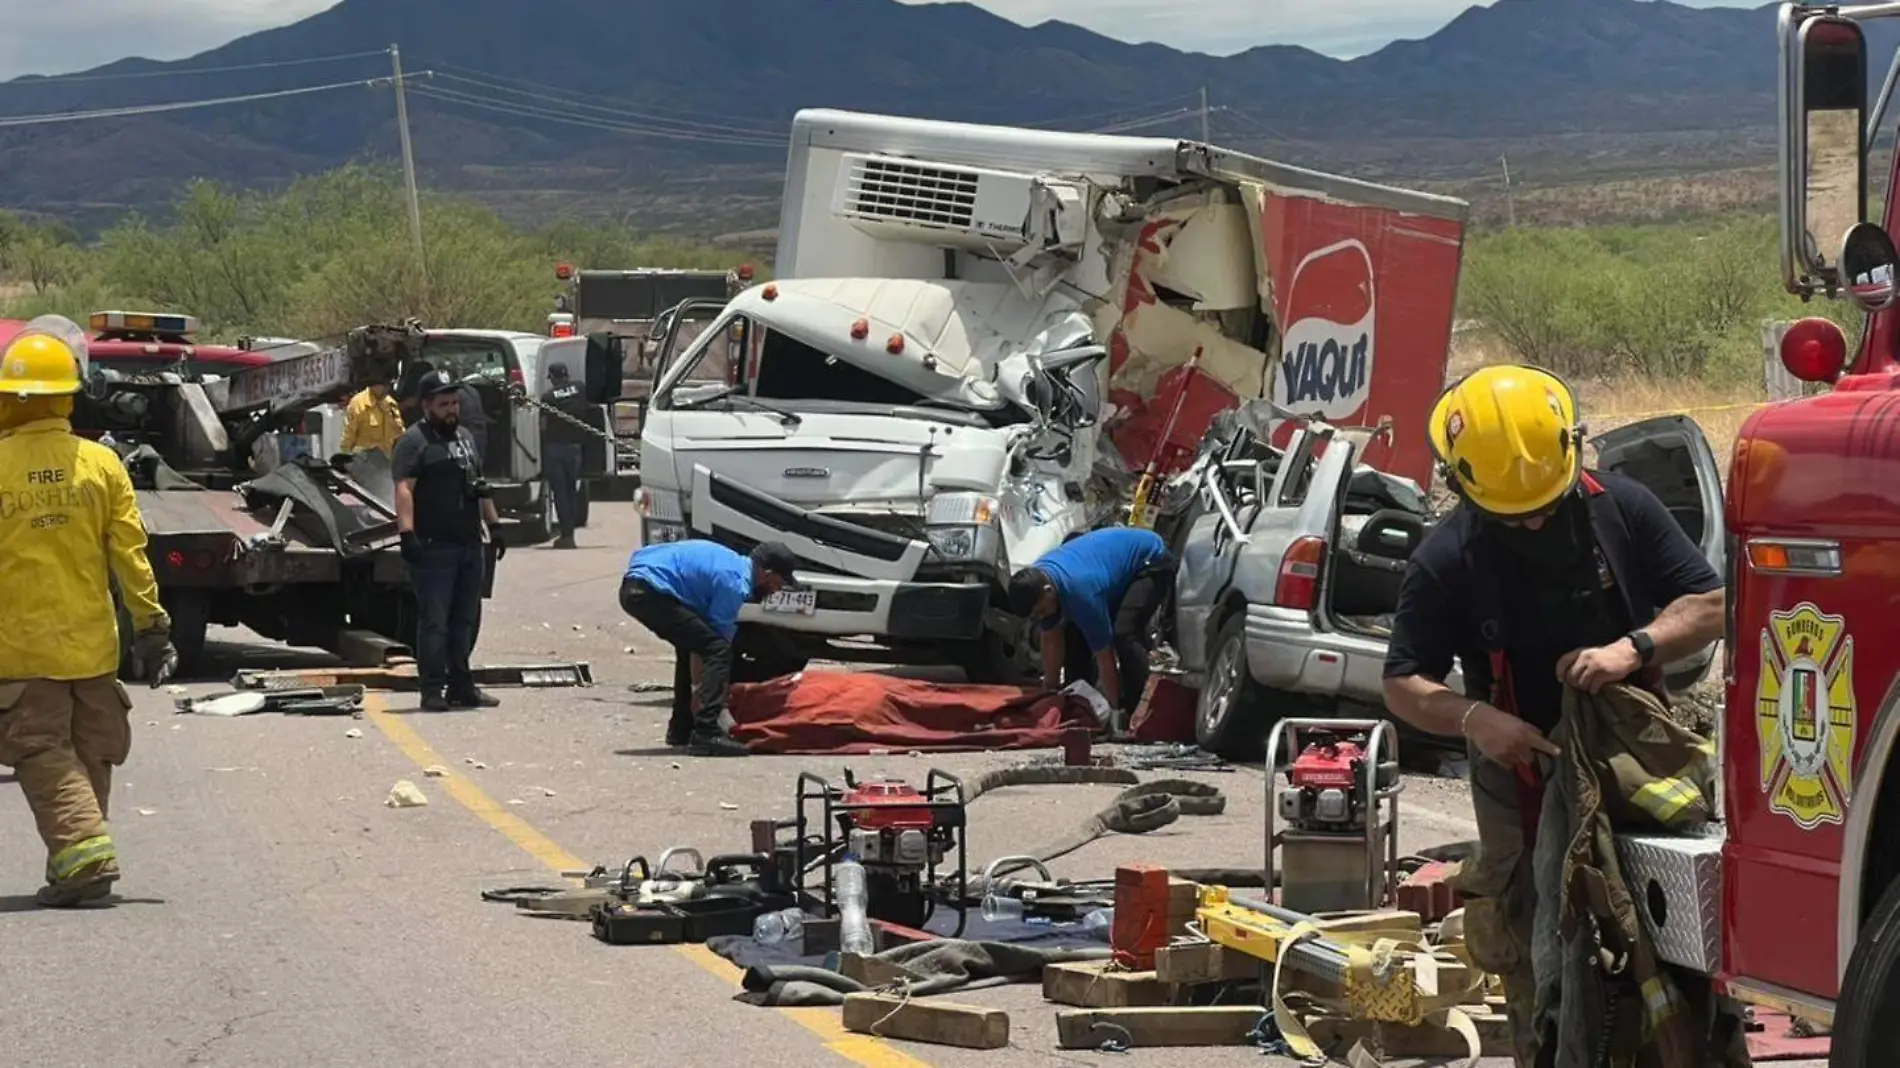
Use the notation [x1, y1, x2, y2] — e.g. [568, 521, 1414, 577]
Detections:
[38, 856, 119, 908]
[688, 732, 749, 758]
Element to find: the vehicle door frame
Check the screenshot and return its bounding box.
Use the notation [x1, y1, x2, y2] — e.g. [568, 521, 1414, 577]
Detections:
[640, 299, 767, 516]
[1588, 413, 1729, 692]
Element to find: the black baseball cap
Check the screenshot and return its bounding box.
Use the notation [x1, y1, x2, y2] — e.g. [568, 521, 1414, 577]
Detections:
[549, 362, 570, 380]
[417, 369, 460, 397]
[751, 542, 798, 583]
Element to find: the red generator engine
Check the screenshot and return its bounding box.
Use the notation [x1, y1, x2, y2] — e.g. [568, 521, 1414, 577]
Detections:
[1266, 719, 1403, 913]
[792, 769, 968, 932]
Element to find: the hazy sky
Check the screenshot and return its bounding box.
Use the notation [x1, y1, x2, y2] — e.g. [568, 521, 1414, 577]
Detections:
[0, 0, 1757, 80]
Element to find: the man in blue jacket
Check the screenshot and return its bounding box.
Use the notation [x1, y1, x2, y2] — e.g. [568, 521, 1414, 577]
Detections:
[620, 539, 799, 756]
[1008, 526, 1175, 726]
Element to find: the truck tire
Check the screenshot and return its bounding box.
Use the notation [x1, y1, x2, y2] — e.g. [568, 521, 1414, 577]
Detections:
[1832, 873, 1900, 1063]
[161, 589, 211, 679]
[732, 623, 810, 684]
[1196, 612, 1272, 760]
[960, 618, 1039, 686]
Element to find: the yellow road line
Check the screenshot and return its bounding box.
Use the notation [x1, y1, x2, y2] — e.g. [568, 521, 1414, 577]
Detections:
[363, 695, 933, 1068]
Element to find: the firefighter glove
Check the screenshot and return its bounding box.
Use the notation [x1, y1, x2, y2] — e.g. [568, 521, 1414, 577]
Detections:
[489, 526, 507, 561]
[400, 531, 425, 566]
[131, 630, 178, 689]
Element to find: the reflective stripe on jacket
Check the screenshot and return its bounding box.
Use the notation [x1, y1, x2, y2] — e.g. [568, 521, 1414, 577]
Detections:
[0, 418, 168, 679]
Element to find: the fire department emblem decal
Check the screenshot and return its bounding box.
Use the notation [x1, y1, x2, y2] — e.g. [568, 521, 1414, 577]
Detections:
[1757, 602, 1857, 830]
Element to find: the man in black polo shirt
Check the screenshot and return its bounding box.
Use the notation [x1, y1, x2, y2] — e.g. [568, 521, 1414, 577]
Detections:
[1380, 364, 1724, 1066]
[394, 370, 507, 712]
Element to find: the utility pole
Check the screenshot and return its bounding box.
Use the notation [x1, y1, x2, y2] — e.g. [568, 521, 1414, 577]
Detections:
[389, 43, 427, 289]
[1200, 86, 1211, 143]
[1500, 154, 1517, 229]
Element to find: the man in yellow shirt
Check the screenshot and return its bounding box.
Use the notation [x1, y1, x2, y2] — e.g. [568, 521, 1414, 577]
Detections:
[341, 379, 403, 457]
[0, 317, 175, 907]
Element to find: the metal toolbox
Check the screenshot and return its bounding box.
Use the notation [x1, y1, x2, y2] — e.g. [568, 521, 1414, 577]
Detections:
[1614, 826, 1725, 974]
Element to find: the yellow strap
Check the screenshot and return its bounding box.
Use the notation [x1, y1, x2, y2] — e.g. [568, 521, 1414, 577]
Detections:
[1269, 921, 1328, 1061]
[50, 833, 114, 881]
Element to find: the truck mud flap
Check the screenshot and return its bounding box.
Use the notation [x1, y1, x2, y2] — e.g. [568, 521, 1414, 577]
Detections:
[689, 463, 927, 581]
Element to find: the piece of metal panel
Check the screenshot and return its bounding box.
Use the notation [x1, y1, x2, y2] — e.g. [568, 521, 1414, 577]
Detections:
[1615, 828, 1725, 974]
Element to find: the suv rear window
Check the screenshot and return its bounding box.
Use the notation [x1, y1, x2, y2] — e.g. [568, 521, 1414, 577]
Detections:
[418, 336, 514, 385]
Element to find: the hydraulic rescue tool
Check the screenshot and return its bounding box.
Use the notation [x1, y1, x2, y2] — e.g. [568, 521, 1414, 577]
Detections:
[787, 769, 969, 934]
[1266, 718, 1403, 914]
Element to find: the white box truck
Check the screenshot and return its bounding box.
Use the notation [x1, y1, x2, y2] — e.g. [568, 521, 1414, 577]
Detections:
[625, 108, 1469, 681]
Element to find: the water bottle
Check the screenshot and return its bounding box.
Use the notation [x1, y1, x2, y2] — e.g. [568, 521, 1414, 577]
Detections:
[981, 880, 1025, 922]
[1081, 907, 1114, 942]
[836, 857, 874, 955]
[753, 907, 806, 945]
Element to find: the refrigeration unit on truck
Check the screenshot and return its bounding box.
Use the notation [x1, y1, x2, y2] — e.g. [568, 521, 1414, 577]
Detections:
[599, 108, 1468, 682]
[548, 264, 751, 499]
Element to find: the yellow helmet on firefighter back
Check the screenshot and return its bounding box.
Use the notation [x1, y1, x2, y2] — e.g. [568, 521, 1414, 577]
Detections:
[1428, 364, 1583, 519]
[0, 315, 89, 396]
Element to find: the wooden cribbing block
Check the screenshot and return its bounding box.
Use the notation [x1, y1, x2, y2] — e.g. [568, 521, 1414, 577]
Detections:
[839, 951, 917, 988]
[1154, 942, 1262, 985]
[840, 993, 1009, 1050]
[1042, 960, 1185, 1008]
[1310, 909, 1424, 940]
[1055, 1006, 1268, 1048]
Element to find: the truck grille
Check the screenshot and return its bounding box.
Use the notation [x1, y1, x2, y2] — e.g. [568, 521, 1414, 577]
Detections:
[819, 512, 926, 542]
[843, 157, 979, 230]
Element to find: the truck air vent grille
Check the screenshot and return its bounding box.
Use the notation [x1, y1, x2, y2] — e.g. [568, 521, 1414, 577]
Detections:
[842, 157, 980, 231]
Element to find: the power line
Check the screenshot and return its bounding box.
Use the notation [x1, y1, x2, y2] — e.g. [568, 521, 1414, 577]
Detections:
[4, 50, 390, 86]
[427, 71, 782, 137]
[407, 84, 786, 147]
[1091, 107, 1218, 135]
[415, 59, 786, 133]
[0, 77, 390, 129]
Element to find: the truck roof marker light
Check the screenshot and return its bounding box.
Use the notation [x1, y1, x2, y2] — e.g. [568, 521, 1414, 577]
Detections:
[851, 318, 870, 340]
[886, 334, 906, 354]
[1779, 317, 1848, 383]
[555, 263, 573, 280]
[762, 284, 779, 301]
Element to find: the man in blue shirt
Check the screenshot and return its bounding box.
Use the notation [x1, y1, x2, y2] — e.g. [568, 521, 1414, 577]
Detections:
[619, 539, 799, 756]
[1007, 526, 1175, 725]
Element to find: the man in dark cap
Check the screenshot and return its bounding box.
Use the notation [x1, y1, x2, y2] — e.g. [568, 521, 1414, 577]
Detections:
[538, 361, 601, 548]
[393, 369, 506, 712]
[619, 539, 800, 756]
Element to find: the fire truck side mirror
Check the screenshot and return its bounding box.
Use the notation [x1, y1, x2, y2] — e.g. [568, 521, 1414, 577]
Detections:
[1781, 10, 1869, 299]
[1840, 222, 1900, 312]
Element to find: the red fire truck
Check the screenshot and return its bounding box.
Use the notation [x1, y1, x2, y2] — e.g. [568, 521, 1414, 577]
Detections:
[1690, 5, 1900, 1060]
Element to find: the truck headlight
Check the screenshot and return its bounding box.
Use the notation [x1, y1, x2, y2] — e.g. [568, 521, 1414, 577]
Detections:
[637, 487, 688, 545]
[925, 493, 1000, 562]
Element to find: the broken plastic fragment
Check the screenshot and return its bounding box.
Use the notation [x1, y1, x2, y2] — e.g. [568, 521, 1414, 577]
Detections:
[386, 781, 428, 808]
[424, 765, 449, 778]
[719, 803, 739, 811]
[137, 808, 157, 817]
[506, 798, 525, 806]
[345, 728, 364, 739]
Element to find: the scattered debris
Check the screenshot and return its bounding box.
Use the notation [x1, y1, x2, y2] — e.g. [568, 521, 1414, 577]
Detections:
[719, 802, 739, 811]
[386, 781, 428, 808]
[670, 762, 682, 770]
[345, 728, 364, 739]
[541, 787, 557, 797]
[145, 720, 158, 727]
[165, 685, 188, 696]
[507, 798, 526, 806]
[182, 692, 269, 718]
[137, 808, 157, 817]
[424, 765, 450, 778]
[472, 761, 488, 770]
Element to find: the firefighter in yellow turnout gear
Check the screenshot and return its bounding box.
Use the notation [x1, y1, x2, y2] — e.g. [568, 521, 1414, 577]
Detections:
[0, 317, 176, 907]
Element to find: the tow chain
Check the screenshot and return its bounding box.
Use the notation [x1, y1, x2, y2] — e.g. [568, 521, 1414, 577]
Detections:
[506, 385, 630, 452]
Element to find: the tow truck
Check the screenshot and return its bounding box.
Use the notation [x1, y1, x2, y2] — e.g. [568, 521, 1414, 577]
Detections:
[76, 311, 423, 676]
[1580, 7, 1900, 1061]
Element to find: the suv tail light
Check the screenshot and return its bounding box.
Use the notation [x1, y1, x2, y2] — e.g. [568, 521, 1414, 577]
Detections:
[508, 367, 525, 389]
[1273, 535, 1327, 610]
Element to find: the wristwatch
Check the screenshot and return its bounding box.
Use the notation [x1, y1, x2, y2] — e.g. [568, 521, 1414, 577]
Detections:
[1627, 629, 1657, 666]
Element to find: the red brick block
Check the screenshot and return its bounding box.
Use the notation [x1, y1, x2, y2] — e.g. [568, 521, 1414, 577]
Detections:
[1396, 860, 1464, 922]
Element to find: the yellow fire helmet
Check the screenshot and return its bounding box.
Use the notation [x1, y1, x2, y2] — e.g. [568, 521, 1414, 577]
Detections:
[1427, 363, 1584, 520]
[0, 314, 90, 396]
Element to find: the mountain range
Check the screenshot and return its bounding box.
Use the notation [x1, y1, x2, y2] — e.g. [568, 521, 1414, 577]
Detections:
[0, 0, 1872, 235]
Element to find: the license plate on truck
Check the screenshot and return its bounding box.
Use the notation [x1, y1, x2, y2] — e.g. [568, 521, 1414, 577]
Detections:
[763, 589, 816, 615]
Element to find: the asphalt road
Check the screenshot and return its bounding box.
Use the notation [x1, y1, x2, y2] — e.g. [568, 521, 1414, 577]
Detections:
[0, 502, 1524, 1068]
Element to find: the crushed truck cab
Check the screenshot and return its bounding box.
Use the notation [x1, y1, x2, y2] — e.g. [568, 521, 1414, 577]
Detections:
[630, 108, 1468, 678]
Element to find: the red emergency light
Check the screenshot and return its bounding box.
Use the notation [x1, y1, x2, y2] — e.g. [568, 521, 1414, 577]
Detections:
[555, 262, 574, 281]
[551, 322, 576, 339]
[737, 263, 756, 282]
[1779, 317, 1849, 383]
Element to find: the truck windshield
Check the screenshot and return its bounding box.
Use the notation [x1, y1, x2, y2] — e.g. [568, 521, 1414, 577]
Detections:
[418, 336, 514, 386]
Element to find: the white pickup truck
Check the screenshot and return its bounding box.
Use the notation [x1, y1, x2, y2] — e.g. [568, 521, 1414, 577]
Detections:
[1170, 403, 1730, 757]
[628, 108, 1470, 681]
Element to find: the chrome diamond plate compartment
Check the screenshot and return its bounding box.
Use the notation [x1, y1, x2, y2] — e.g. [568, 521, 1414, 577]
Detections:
[1614, 824, 1725, 974]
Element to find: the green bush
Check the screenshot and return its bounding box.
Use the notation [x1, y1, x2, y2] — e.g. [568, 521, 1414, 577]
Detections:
[1459, 215, 1865, 383]
[0, 164, 755, 342]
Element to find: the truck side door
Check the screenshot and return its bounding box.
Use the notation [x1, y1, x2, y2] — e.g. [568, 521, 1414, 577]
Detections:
[1589, 414, 1728, 691]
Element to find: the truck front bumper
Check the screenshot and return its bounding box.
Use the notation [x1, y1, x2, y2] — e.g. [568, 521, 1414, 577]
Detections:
[738, 573, 988, 642]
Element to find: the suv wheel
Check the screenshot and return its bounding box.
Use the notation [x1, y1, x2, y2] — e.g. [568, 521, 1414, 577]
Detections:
[1196, 611, 1271, 760]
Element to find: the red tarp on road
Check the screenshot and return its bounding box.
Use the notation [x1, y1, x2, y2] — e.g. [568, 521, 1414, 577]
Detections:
[727, 672, 1096, 755]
